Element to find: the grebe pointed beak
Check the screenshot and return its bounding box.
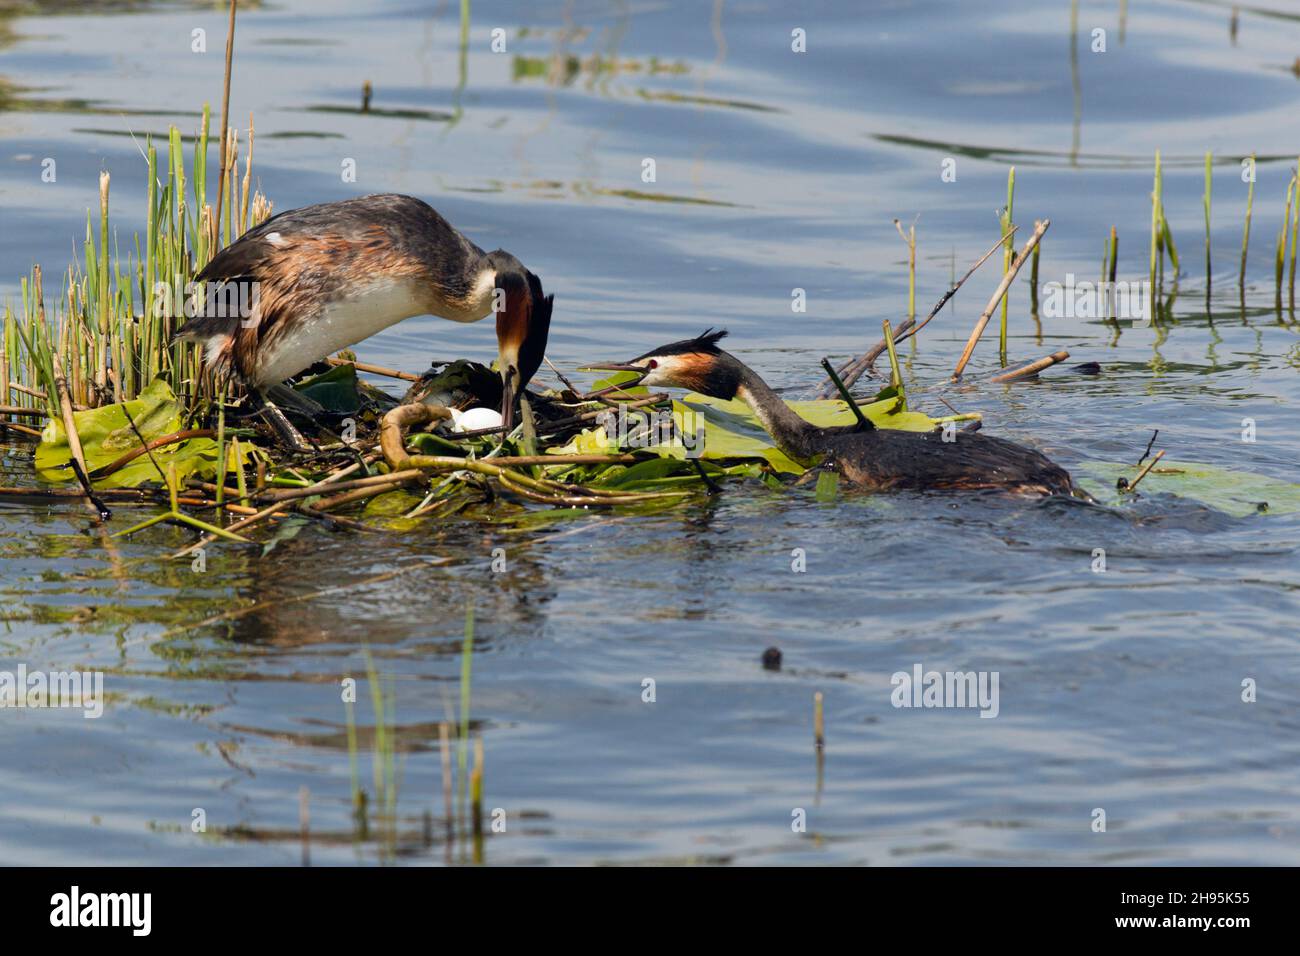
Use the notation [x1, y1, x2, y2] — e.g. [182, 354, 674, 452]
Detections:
[500, 367, 517, 432]
[580, 362, 645, 373]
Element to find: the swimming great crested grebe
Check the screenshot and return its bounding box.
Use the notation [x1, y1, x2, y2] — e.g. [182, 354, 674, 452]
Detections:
[176, 193, 553, 449]
[593, 330, 1083, 497]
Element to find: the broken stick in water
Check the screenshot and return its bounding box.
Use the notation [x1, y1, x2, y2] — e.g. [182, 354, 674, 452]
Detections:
[951, 219, 1051, 381]
[989, 350, 1070, 383]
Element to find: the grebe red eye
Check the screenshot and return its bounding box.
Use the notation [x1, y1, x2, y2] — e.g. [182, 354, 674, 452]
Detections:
[647, 359, 658, 369]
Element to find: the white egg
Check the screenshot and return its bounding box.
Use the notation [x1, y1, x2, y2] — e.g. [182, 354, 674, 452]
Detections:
[448, 406, 504, 433]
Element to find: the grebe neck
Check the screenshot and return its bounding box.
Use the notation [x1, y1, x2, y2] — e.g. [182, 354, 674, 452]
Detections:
[733, 364, 824, 462]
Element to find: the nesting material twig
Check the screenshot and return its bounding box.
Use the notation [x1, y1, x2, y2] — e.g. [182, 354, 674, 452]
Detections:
[1121, 449, 1165, 493]
[951, 219, 1051, 381]
[989, 350, 1070, 383]
[326, 357, 421, 382]
[0, 421, 42, 438]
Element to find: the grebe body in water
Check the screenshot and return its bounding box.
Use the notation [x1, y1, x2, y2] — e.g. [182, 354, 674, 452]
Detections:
[175, 194, 553, 448]
[594, 331, 1082, 497]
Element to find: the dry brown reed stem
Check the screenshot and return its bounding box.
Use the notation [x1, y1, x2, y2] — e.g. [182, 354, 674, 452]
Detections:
[174, 496, 268, 517]
[380, 403, 454, 468]
[8, 382, 52, 401]
[0, 486, 154, 500]
[310, 483, 412, 512]
[241, 112, 255, 235]
[264, 470, 427, 502]
[50, 352, 107, 521]
[0, 422, 43, 438]
[0, 406, 48, 418]
[951, 219, 1051, 381]
[816, 227, 1017, 398]
[326, 357, 422, 381]
[989, 350, 1070, 383]
[51, 355, 88, 480]
[1124, 449, 1165, 492]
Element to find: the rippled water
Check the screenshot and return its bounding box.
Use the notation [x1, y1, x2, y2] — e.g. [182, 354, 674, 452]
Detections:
[2, 0, 1299, 865]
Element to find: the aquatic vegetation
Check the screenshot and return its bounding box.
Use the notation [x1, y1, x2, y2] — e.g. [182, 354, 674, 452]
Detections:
[1081, 459, 1300, 517]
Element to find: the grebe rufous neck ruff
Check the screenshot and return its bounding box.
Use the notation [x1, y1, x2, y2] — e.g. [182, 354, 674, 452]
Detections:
[593, 330, 1083, 497]
[176, 193, 553, 449]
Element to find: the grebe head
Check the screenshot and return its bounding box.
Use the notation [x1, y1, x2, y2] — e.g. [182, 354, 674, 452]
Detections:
[490, 253, 554, 430]
[588, 329, 742, 399]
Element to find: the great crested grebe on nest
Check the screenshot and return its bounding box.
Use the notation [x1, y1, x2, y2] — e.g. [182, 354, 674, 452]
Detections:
[175, 193, 553, 450]
[592, 330, 1085, 498]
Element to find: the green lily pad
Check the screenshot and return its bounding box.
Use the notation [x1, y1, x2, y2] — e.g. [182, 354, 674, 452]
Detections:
[35, 378, 254, 488]
[293, 363, 361, 412]
[1079, 459, 1300, 517]
[37, 378, 182, 477]
[100, 438, 252, 489]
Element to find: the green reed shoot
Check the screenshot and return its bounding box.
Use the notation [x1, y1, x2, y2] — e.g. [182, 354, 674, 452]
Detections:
[1284, 158, 1294, 306]
[1240, 152, 1255, 288]
[1276, 174, 1294, 306]
[0, 102, 271, 426]
[1203, 151, 1212, 283]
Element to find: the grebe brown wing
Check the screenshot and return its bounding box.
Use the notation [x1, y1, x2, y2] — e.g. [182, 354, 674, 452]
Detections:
[830, 428, 1078, 496]
[181, 194, 496, 387]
